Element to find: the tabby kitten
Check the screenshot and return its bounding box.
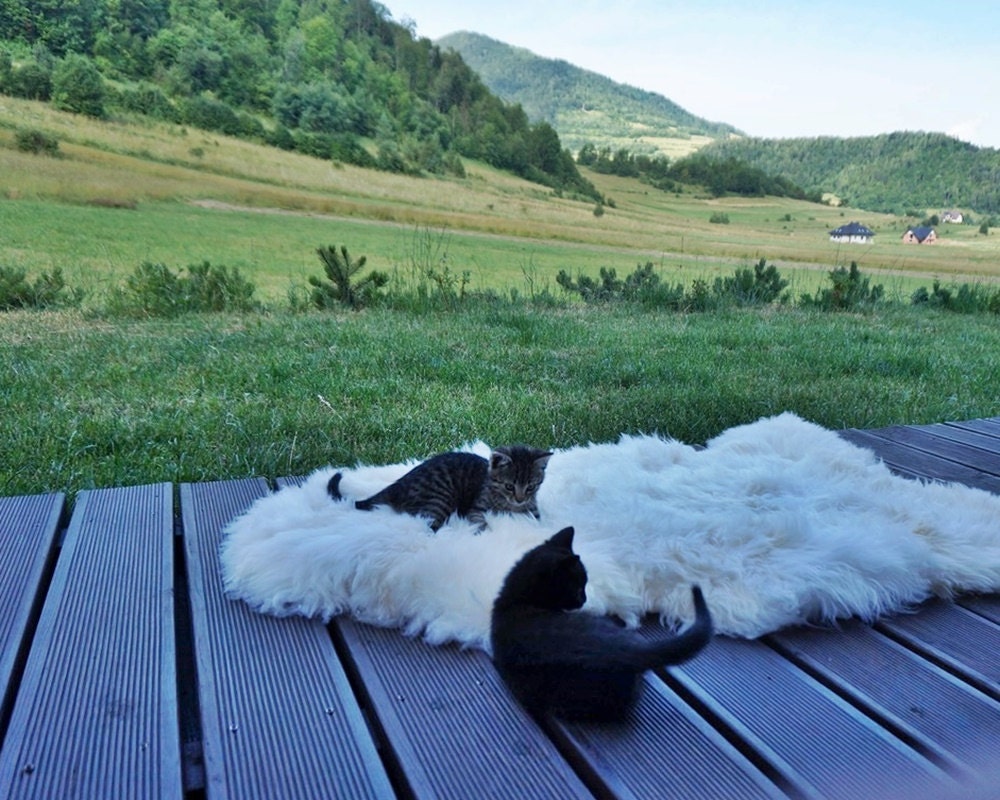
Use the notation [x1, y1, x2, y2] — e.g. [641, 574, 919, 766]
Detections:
[327, 445, 552, 532]
[491, 526, 713, 721]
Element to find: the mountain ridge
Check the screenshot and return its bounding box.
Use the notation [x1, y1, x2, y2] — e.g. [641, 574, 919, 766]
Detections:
[701, 131, 1000, 216]
[437, 31, 1000, 215]
[436, 31, 740, 158]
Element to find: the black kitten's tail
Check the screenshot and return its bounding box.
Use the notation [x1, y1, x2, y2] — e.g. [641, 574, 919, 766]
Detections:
[634, 585, 713, 669]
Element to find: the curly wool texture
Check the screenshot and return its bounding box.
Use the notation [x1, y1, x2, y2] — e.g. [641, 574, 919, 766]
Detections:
[220, 413, 1000, 651]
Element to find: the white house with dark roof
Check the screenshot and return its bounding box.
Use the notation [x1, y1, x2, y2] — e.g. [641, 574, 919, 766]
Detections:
[829, 222, 874, 244]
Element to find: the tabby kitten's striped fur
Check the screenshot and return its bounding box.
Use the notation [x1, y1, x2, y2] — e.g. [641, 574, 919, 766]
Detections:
[327, 445, 552, 532]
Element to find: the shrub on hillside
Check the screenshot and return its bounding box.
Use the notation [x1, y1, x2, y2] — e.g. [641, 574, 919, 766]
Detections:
[558, 260, 789, 311]
[713, 258, 789, 306]
[2, 61, 52, 100]
[51, 54, 106, 117]
[0, 266, 82, 309]
[180, 94, 242, 136]
[310, 245, 388, 310]
[117, 82, 179, 122]
[911, 281, 1000, 314]
[15, 128, 59, 156]
[106, 261, 258, 317]
[800, 262, 884, 311]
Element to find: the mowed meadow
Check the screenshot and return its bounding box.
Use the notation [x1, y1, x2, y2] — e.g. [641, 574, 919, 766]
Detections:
[2, 97, 999, 497]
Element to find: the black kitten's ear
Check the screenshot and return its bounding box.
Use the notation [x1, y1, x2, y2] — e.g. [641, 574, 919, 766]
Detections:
[549, 526, 574, 550]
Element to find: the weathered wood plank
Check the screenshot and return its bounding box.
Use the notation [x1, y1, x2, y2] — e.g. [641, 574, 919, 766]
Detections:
[0, 484, 182, 800]
[549, 672, 786, 800]
[913, 422, 1000, 460]
[958, 594, 1000, 625]
[769, 621, 1000, 779]
[835, 429, 924, 480]
[0, 493, 63, 734]
[876, 601, 1000, 701]
[335, 618, 594, 800]
[858, 425, 1000, 477]
[180, 479, 394, 800]
[945, 418, 1000, 439]
[669, 637, 954, 800]
[837, 429, 1000, 492]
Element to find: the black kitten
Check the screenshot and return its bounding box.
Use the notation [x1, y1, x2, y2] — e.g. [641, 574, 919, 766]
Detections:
[491, 526, 713, 721]
[327, 445, 552, 532]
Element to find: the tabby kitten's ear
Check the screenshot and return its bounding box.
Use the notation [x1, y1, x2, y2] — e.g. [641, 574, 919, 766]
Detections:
[489, 450, 512, 470]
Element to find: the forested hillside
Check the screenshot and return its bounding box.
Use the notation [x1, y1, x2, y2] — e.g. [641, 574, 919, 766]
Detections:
[701, 132, 1000, 215]
[0, 0, 598, 199]
[437, 31, 740, 158]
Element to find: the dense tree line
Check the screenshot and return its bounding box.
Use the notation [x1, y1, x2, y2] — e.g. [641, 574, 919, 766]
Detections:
[576, 144, 818, 201]
[700, 132, 1000, 215]
[0, 0, 598, 198]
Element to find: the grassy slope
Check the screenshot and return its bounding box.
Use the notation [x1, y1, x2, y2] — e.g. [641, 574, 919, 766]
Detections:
[2, 96, 998, 308]
[1, 99, 999, 497]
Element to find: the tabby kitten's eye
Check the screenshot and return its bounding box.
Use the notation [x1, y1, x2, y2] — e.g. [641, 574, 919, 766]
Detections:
[504, 483, 515, 492]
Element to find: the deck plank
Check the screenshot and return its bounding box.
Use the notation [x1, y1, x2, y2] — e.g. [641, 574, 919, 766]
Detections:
[0, 493, 63, 733]
[946, 418, 1000, 438]
[549, 673, 786, 800]
[334, 617, 595, 800]
[0, 484, 182, 800]
[668, 637, 953, 800]
[876, 601, 1000, 701]
[958, 594, 1000, 625]
[913, 422, 1000, 460]
[853, 424, 1000, 477]
[180, 479, 394, 800]
[837, 428, 1000, 492]
[769, 621, 1000, 779]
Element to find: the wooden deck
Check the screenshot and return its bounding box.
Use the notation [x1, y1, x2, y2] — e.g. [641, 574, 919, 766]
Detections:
[1, 418, 999, 800]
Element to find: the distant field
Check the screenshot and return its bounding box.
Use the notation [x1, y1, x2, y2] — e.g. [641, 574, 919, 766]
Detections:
[1, 97, 997, 308]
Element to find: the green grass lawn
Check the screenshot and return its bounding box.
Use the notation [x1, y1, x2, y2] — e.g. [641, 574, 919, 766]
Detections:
[3, 304, 997, 499]
[2, 100, 999, 500]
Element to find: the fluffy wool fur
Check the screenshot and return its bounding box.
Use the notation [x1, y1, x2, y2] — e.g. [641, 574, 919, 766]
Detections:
[220, 413, 1000, 651]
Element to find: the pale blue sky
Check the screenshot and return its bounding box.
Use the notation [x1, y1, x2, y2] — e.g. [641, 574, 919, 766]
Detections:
[387, 0, 1000, 149]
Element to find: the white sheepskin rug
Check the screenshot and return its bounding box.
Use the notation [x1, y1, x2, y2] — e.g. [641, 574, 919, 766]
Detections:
[220, 413, 1000, 651]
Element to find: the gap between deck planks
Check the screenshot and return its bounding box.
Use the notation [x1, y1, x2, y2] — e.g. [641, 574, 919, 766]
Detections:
[0, 417, 997, 799]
